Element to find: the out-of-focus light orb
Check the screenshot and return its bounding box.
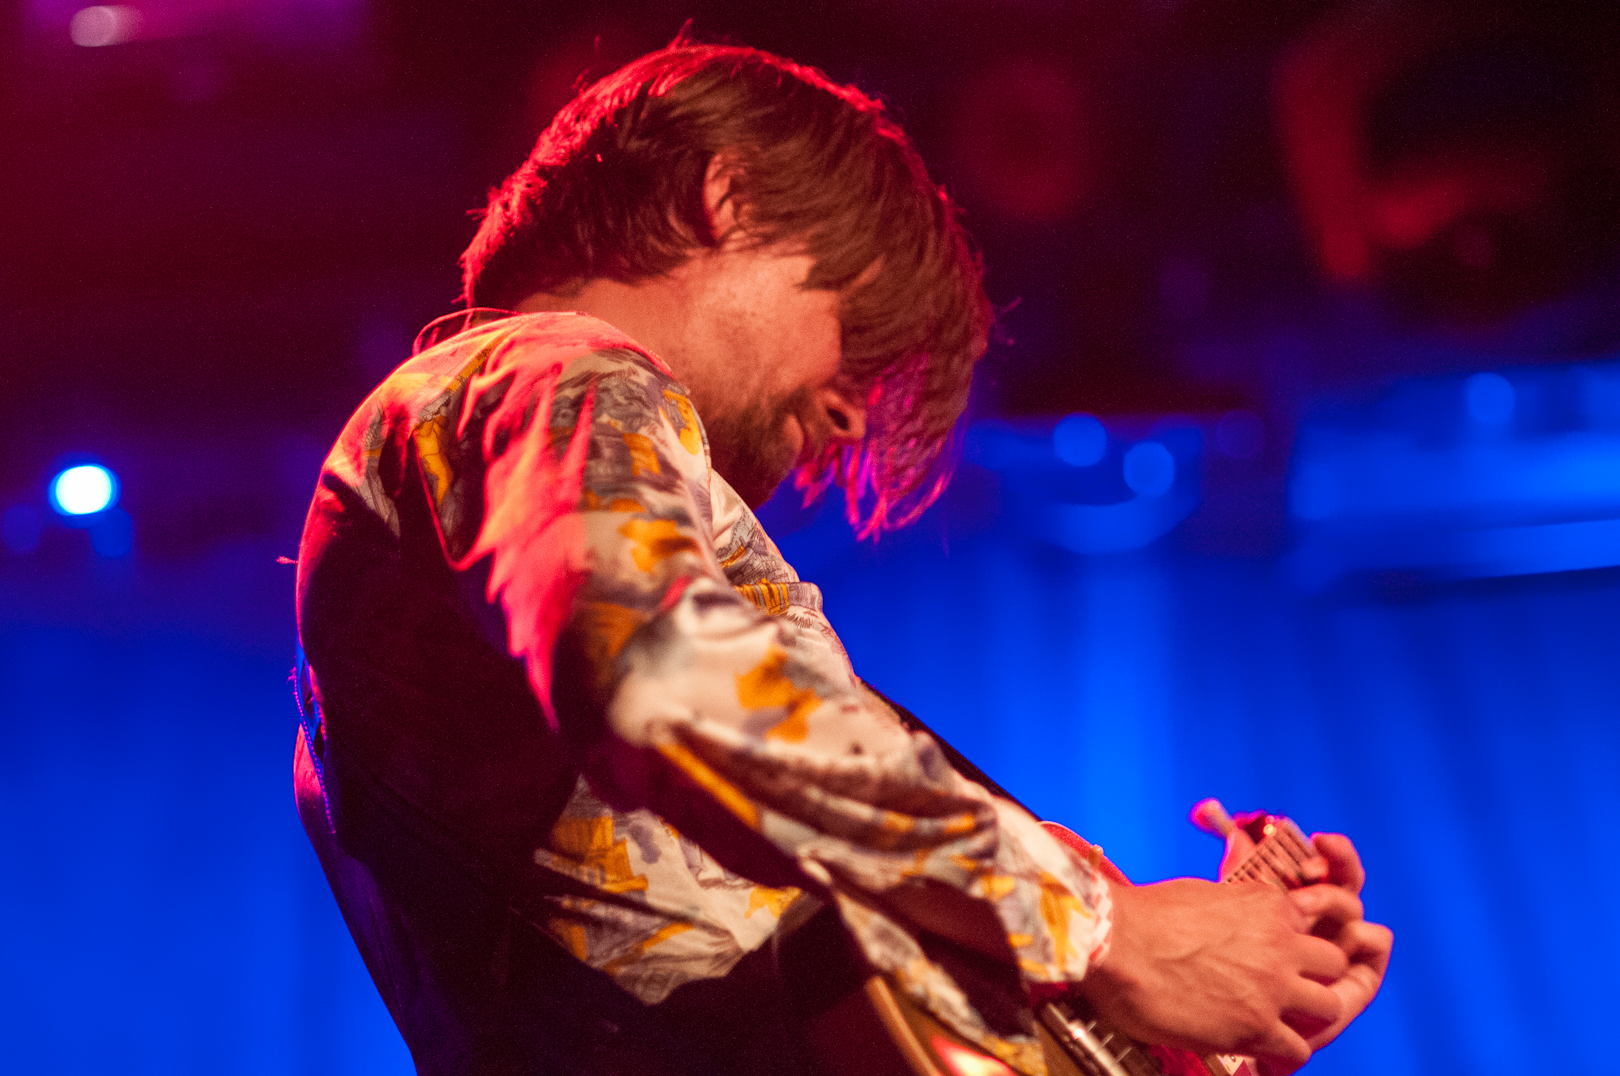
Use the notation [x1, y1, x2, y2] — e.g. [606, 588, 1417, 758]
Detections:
[70, 6, 142, 48]
[1053, 413, 1107, 467]
[1466, 371, 1516, 427]
[50, 465, 119, 517]
[1123, 441, 1176, 498]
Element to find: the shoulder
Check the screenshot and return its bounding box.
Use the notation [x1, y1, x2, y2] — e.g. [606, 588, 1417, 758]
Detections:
[360, 311, 693, 448]
[318, 312, 687, 515]
[457, 313, 696, 427]
[405, 311, 676, 400]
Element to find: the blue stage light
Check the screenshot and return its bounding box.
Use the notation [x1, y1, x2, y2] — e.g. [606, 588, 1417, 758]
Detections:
[1053, 413, 1107, 467]
[1465, 371, 1515, 427]
[49, 465, 119, 517]
[1123, 441, 1176, 498]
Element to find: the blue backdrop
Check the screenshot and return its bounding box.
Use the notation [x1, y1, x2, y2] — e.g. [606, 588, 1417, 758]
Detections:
[3, 489, 1615, 1074]
[7, 3, 1620, 1072]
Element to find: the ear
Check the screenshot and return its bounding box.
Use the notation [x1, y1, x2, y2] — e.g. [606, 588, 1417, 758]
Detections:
[812, 382, 867, 445]
[702, 153, 743, 244]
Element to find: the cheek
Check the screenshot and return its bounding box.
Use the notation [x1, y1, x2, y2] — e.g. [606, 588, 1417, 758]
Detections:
[745, 252, 842, 390]
[793, 297, 843, 385]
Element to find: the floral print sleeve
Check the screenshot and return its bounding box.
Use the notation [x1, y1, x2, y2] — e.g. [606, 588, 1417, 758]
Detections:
[338, 310, 1111, 1074]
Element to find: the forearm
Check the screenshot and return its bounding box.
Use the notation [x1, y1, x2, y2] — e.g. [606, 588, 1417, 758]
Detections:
[596, 599, 1111, 978]
[461, 338, 1114, 993]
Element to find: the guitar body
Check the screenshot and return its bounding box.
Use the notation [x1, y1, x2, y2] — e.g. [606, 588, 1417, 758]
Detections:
[806, 973, 1089, 1076]
[821, 949, 1260, 1076]
[803, 811, 1312, 1076]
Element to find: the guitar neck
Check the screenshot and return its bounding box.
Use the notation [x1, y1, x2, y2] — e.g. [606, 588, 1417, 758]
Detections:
[1036, 816, 1314, 1076]
[847, 685, 1317, 1076]
[1220, 815, 1315, 891]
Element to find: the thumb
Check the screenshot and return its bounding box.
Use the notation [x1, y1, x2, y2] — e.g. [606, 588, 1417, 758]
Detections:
[1220, 828, 1257, 880]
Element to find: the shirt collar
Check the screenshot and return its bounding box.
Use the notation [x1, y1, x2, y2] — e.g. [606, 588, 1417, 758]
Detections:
[411, 308, 519, 355]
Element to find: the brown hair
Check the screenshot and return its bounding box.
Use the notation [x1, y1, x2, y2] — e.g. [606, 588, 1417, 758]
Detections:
[462, 40, 991, 535]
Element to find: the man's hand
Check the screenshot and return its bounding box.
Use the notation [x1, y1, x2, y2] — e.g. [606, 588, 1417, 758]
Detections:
[1077, 877, 1353, 1069]
[1221, 828, 1394, 1075]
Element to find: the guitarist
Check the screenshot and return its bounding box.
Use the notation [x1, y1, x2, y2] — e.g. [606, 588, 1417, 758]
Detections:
[292, 37, 1391, 1076]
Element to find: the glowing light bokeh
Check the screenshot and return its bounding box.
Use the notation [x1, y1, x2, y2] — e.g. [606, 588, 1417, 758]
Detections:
[49, 464, 119, 516]
[1053, 413, 1108, 467]
[1466, 371, 1516, 427]
[68, 5, 141, 47]
[1122, 441, 1176, 498]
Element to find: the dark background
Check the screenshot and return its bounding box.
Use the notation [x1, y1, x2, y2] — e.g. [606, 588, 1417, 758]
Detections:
[3, 1, 1618, 1072]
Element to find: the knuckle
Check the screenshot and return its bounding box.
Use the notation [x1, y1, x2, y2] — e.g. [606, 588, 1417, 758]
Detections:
[1247, 884, 1290, 913]
[1233, 1007, 1272, 1045]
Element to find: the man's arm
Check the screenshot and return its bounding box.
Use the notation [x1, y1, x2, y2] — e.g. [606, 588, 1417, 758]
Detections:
[454, 323, 1386, 1062]
[1040, 815, 1389, 1069]
[1079, 877, 1354, 1068]
[458, 335, 1110, 1014]
[1164, 828, 1393, 1071]
[1261, 832, 1393, 1066]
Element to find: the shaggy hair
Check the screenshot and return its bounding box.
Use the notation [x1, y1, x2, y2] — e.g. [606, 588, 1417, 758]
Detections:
[462, 40, 991, 534]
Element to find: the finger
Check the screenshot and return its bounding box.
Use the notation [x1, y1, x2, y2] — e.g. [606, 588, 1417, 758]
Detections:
[1293, 934, 1350, 984]
[1282, 1003, 1336, 1044]
[1340, 919, 1394, 977]
[1307, 946, 1392, 1049]
[1256, 1059, 1305, 1076]
[1330, 957, 1388, 1014]
[1288, 883, 1365, 935]
[1283, 973, 1344, 1027]
[1311, 832, 1365, 894]
[1221, 828, 1257, 879]
[1251, 1020, 1314, 1070]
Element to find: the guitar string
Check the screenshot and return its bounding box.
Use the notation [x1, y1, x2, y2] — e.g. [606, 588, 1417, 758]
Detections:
[1275, 830, 1315, 883]
[1258, 828, 1310, 883]
[1235, 845, 1277, 884]
[1256, 842, 1302, 886]
[1229, 822, 1314, 890]
[1275, 834, 1313, 886]
[1276, 828, 1312, 866]
[1232, 859, 1273, 886]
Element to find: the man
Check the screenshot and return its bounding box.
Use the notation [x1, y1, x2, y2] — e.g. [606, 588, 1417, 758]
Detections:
[293, 40, 1390, 1076]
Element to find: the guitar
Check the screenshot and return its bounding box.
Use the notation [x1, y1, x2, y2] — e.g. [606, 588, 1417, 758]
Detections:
[802, 800, 1320, 1076]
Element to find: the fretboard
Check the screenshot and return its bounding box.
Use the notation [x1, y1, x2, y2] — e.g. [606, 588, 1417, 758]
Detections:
[1221, 816, 1314, 891]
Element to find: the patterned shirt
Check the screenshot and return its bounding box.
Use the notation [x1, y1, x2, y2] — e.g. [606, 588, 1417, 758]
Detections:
[296, 309, 1112, 1074]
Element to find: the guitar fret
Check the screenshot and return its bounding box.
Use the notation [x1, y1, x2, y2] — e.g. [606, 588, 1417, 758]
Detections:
[1243, 857, 1272, 881]
[1223, 816, 1314, 893]
[1276, 828, 1311, 865]
[1257, 843, 1302, 887]
[1032, 812, 1310, 1076]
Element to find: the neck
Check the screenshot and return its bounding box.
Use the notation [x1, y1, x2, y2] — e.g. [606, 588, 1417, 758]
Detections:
[516, 274, 701, 387]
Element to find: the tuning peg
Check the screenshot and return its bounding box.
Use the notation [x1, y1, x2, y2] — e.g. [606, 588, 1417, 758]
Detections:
[1189, 798, 1236, 838]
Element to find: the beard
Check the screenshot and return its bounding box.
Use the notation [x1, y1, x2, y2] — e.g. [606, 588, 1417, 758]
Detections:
[700, 385, 812, 508]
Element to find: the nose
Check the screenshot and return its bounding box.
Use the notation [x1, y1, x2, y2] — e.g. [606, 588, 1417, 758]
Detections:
[814, 384, 867, 446]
